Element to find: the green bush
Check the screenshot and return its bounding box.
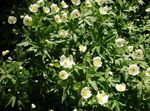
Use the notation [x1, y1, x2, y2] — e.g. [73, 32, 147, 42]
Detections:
[1, 0, 150, 110]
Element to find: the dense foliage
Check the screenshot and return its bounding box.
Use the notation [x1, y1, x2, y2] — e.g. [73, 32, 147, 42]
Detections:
[0, 0, 150, 110]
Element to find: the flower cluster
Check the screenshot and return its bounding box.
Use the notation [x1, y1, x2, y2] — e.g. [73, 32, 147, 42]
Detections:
[4, 0, 150, 110]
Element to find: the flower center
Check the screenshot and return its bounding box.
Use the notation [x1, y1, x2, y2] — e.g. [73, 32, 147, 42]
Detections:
[83, 89, 89, 96]
[31, 7, 37, 11]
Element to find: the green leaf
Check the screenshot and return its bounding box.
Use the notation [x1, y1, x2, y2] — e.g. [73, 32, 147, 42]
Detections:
[74, 82, 81, 91]
[17, 41, 30, 47]
[5, 96, 16, 108]
[44, 25, 53, 35]
[7, 62, 19, 73]
[0, 67, 5, 74]
[0, 75, 5, 83]
[61, 87, 67, 103]
[11, 96, 16, 108]
[138, 61, 148, 69]
[111, 100, 117, 110]
[89, 79, 98, 91]
[73, 34, 77, 42]
[7, 74, 16, 84]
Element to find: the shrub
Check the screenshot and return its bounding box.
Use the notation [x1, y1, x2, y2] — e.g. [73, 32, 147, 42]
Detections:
[1, 0, 150, 110]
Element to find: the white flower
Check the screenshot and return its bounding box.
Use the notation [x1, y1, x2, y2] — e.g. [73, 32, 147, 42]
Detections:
[95, 0, 106, 5]
[127, 46, 134, 52]
[115, 83, 126, 92]
[61, 11, 68, 22]
[109, 71, 113, 75]
[11, 11, 14, 14]
[8, 89, 11, 92]
[128, 64, 140, 76]
[71, 9, 81, 19]
[73, 109, 77, 111]
[37, 0, 44, 7]
[115, 38, 126, 47]
[54, 15, 62, 24]
[8, 16, 17, 24]
[85, 0, 92, 7]
[58, 30, 68, 38]
[50, 3, 59, 13]
[2, 50, 9, 56]
[99, 6, 109, 15]
[96, 92, 109, 105]
[71, 0, 81, 6]
[20, 15, 24, 19]
[8, 56, 12, 61]
[138, 0, 144, 5]
[29, 4, 39, 13]
[81, 87, 92, 99]
[19, 66, 23, 70]
[5, 50, 9, 54]
[79, 45, 87, 52]
[35, 80, 38, 83]
[31, 103, 36, 108]
[49, 63, 54, 67]
[43, 7, 50, 14]
[23, 15, 32, 26]
[134, 49, 144, 59]
[146, 8, 150, 12]
[146, 67, 150, 76]
[60, 55, 75, 68]
[93, 56, 102, 67]
[61, 1, 68, 8]
[59, 70, 70, 80]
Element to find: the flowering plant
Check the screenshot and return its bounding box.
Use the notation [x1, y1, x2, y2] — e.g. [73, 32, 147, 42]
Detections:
[1, 0, 150, 110]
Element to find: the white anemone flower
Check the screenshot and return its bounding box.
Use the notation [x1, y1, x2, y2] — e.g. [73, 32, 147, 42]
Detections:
[146, 67, 150, 76]
[99, 6, 110, 15]
[8, 16, 17, 24]
[58, 29, 68, 38]
[20, 15, 24, 19]
[134, 49, 144, 59]
[8, 56, 12, 61]
[95, 0, 106, 6]
[71, 9, 81, 19]
[59, 70, 70, 80]
[61, 12, 68, 22]
[115, 38, 126, 47]
[29, 4, 39, 13]
[31, 103, 36, 109]
[109, 71, 113, 75]
[96, 92, 109, 105]
[115, 83, 126, 92]
[93, 56, 102, 67]
[23, 15, 32, 26]
[146, 8, 150, 12]
[79, 45, 87, 52]
[127, 46, 134, 52]
[73, 109, 77, 111]
[61, 1, 68, 8]
[37, 0, 44, 7]
[81, 87, 92, 99]
[2, 50, 9, 56]
[51, 3, 59, 13]
[54, 15, 62, 24]
[60, 55, 75, 68]
[43, 7, 50, 14]
[128, 64, 140, 76]
[85, 0, 92, 7]
[71, 0, 81, 6]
